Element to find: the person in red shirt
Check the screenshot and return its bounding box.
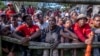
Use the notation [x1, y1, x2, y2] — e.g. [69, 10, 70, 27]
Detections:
[5, 3, 16, 20]
[27, 5, 35, 15]
[73, 14, 94, 56]
[12, 15, 41, 56]
[73, 14, 93, 44]
[14, 15, 41, 42]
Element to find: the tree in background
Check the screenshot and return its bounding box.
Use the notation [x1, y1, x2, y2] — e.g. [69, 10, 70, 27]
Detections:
[0, 1, 6, 10]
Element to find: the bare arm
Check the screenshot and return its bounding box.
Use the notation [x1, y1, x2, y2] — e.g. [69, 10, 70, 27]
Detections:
[29, 30, 41, 40]
[12, 31, 24, 40]
[51, 40, 59, 49]
[65, 29, 78, 40]
[13, 29, 41, 40]
[60, 29, 77, 40]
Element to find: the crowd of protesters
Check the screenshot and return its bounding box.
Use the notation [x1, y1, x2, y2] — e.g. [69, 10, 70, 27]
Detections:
[0, 2, 100, 56]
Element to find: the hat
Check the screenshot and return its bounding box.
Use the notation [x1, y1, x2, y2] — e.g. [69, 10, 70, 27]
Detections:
[7, 2, 13, 6]
[77, 14, 87, 21]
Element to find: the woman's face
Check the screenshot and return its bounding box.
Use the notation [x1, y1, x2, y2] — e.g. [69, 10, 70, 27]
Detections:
[72, 13, 78, 20]
[58, 19, 63, 25]
[64, 20, 72, 28]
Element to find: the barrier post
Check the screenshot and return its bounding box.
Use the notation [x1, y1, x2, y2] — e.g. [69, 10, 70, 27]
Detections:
[0, 36, 2, 56]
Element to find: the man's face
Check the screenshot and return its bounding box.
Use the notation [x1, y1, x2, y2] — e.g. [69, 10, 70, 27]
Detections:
[78, 18, 87, 27]
[93, 17, 100, 27]
[49, 18, 56, 27]
[8, 6, 13, 9]
[26, 16, 33, 26]
[11, 18, 18, 25]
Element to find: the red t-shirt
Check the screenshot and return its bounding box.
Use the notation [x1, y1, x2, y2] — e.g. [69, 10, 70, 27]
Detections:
[6, 9, 16, 20]
[73, 23, 92, 42]
[16, 24, 39, 38]
[27, 7, 35, 15]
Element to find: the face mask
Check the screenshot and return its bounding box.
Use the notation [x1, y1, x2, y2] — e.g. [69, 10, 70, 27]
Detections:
[18, 21, 22, 25]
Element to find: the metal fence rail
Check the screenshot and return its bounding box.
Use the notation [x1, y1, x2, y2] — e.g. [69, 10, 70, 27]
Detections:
[1, 36, 100, 56]
[1, 36, 100, 49]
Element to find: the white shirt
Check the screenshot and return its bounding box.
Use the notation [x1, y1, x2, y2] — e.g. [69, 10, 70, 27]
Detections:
[61, 12, 65, 18]
[10, 23, 20, 32]
[65, 12, 69, 17]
